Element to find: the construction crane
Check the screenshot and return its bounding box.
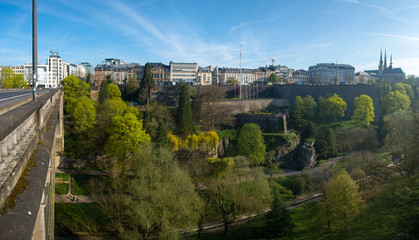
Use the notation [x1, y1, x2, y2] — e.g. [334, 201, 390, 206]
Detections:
[268, 57, 275, 67]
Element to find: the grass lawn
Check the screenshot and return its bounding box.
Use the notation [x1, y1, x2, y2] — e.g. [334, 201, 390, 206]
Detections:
[55, 203, 110, 237]
[319, 120, 358, 130]
[56, 172, 69, 181]
[55, 183, 68, 195]
[72, 174, 95, 195]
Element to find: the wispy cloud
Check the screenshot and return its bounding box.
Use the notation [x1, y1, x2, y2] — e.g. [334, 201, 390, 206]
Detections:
[370, 32, 419, 41]
[341, 0, 408, 22]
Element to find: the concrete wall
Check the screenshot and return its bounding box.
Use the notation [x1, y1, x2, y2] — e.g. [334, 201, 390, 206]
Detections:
[0, 90, 63, 239]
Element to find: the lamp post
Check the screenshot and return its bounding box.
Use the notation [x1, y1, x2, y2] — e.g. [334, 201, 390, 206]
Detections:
[32, 0, 37, 100]
[50, 50, 59, 88]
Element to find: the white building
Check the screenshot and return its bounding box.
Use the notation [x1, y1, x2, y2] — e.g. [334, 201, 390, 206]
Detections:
[170, 62, 198, 85]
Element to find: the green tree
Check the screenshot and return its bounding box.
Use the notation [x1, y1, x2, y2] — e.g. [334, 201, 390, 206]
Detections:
[0, 67, 14, 87]
[71, 96, 96, 133]
[62, 75, 89, 112]
[175, 84, 193, 136]
[99, 80, 109, 103]
[291, 96, 306, 129]
[314, 127, 337, 159]
[237, 123, 266, 166]
[381, 90, 410, 114]
[207, 160, 272, 235]
[352, 94, 375, 127]
[394, 82, 414, 100]
[106, 83, 122, 99]
[317, 94, 347, 122]
[267, 191, 294, 237]
[225, 77, 238, 85]
[139, 63, 155, 105]
[106, 113, 150, 163]
[302, 95, 317, 122]
[121, 145, 203, 239]
[269, 73, 280, 84]
[318, 170, 362, 239]
[85, 73, 92, 85]
[359, 175, 419, 240]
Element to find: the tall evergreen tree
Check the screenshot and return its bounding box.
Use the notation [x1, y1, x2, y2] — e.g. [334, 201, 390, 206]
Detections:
[175, 84, 193, 136]
[139, 63, 155, 105]
[267, 191, 294, 237]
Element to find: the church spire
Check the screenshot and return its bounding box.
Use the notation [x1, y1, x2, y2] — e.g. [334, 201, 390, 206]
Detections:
[384, 49, 387, 69]
[390, 54, 393, 66]
[379, 49, 383, 70]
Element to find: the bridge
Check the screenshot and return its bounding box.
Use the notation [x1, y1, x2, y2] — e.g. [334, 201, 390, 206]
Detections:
[0, 89, 63, 240]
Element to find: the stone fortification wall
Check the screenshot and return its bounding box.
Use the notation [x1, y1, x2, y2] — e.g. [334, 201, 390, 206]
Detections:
[196, 85, 379, 119]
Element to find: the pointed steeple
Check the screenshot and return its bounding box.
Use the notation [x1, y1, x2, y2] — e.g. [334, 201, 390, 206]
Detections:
[379, 49, 383, 70]
[390, 54, 393, 65]
[384, 49, 387, 69]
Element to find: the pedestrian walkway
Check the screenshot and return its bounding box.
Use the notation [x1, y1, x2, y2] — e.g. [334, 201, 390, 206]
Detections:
[55, 194, 96, 203]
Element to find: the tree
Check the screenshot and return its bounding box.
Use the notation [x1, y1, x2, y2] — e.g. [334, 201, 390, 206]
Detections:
[225, 77, 238, 85]
[302, 95, 317, 122]
[121, 145, 203, 239]
[237, 123, 266, 166]
[381, 90, 410, 114]
[314, 127, 337, 159]
[139, 63, 155, 105]
[106, 113, 150, 163]
[71, 96, 96, 133]
[318, 170, 362, 239]
[207, 159, 272, 235]
[291, 96, 306, 129]
[106, 83, 121, 99]
[352, 94, 375, 127]
[269, 73, 280, 84]
[384, 110, 419, 176]
[193, 86, 226, 130]
[85, 73, 92, 85]
[1, 67, 14, 87]
[175, 84, 193, 136]
[394, 82, 414, 100]
[267, 191, 294, 237]
[1, 68, 28, 88]
[360, 175, 419, 240]
[99, 80, 109, 103]
[62, 75, 89, 112]
[317, 94, 347, 122]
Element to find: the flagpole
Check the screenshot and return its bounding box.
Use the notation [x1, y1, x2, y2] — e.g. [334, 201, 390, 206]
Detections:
[239, 44, 242, 100]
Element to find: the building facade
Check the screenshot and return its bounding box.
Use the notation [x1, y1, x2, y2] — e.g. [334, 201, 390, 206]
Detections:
[169, 62, 198, 85]
[308, 63, 355, 84]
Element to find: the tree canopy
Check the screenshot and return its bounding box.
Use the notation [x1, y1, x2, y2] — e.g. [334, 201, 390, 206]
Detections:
[352, 94, 375, 127]
[175, 84, 193, 136]
[317, 94, 347, 122]
[225, 78, 238, 85]
[106, 113, 150, 162]
[0, 68, 28, 88]
[269, 73, 280, 84]
[237, 123, 266, 166]
[106, 83, 122, 99]
[71, 96, 96, 133]
[139, 63, 155, 104]
[381, 90, 410, 114]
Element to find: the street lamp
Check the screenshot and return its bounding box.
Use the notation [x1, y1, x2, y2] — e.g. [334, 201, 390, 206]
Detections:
[50, 50, 59, 88]
[32, 0, 37, 100]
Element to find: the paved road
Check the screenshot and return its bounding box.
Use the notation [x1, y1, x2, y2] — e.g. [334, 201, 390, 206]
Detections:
[0, 89, 48, 114]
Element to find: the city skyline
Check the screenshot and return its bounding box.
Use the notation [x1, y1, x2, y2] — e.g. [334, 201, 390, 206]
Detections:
[1, 0, 419, 75]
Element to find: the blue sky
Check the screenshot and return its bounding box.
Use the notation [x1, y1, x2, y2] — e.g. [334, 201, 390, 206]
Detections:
[1, 0, 419, 75]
